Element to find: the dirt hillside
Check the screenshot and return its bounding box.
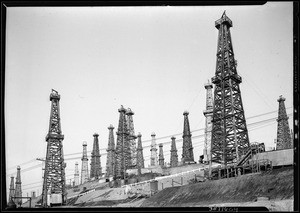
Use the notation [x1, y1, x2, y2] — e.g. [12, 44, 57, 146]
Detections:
[141, 167, 293, 207]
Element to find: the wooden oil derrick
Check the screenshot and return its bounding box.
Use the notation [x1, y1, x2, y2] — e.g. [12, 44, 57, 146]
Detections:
[211, 12, 250, 165]
[41, 89, 66, 207]
[126, 108, 137, 169]
[106, 124, 115, 178]
[114, 105, 130, 180]
[158, 143, 165, 167]
[170, 136, 178, 167]
[182, 111, 195, 164]
[81, 141, 89, 184]
[276, 95, 292, 150]
[90, 133, 102, 179]
[203, 81, 213, 164]
[136, 132, 145, 175]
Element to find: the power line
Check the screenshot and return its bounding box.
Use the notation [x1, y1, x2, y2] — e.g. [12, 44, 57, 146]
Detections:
[7, 111, 292, 176]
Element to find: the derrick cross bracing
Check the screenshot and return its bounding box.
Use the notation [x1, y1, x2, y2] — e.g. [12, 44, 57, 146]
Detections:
[126, 108, 137, 169]
[42, 89, 66, 207]
[114, 105, 130, 179]
[211, 12, 250, 165]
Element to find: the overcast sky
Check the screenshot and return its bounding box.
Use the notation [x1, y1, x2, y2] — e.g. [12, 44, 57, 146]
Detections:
[5, 2, 293, 198]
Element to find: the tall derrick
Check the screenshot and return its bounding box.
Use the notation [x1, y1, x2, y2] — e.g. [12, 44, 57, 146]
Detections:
[15, 166, 22, 206]
[150, 132, 158, 166]
[8, 176, 15, 204]
[170, 136, 178, 167]
[136, 132, 145, 172]
[114, 105, 130, 179]
[90, 133, 102, 179]
[74, 162, 79, 186]
[81, 141, 89, 184]
[42, 89, 66, 207]
[126, 108, 137, 169]
[203, 81, 214, 164]
[182, 111, 195, 164]
[106, 125, 115, 178]
[211, 12, 250, 165]
[276, 95, 292, 150]
[158, 143, 165, 167]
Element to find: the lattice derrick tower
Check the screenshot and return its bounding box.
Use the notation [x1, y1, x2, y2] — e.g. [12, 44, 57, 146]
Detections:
[81, 141, 89, 184]
[203, 81, 214, 163]
[90, 133, 102, 179]
[114, 105, 130, 179]
[42, 89, 66, 207]
[106, 125, 115, 178]
[126, 108, 137, 169]
[8, 176, 15, 203]
[158, 143, 165, 167]
[211, 12, 250, 165]
[15, 166, 22, 206]
[170, 136, 178, 167]
[150, 132, 158, 166]
[182, 111, 195, 163]
[74, 162, 79, 186]
[276, 95, 292, 150]
[136, 132, 145, 170]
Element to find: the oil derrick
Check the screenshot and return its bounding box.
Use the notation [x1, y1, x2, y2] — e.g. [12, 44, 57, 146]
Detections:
[114, 105, 130, 179]
[42, 89, 66, 207]
[182, 111, 195, 164]
[136, 132, 145, 174]
[203, 81, 214, 164]
[81, 141, 89, 184]
[126, 108, 137, 169]
[158, 143, 165, 167]
[211, 12, 250, 165]
[8, 176, 15, 204]
[90, 133, 102, 179]
[15, 166, 22, 206]
[150, 132, 158, 166]
[74, 162, 79, 186]
[170, 136, 178, 167]
[106, 125, 115, 178]
[276, 95, 292, 150]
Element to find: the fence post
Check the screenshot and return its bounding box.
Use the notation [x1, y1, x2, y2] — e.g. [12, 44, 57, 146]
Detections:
[181, 176, 183, 185]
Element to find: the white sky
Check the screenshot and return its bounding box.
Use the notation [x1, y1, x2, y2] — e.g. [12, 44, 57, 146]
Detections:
[5, 2, 293, 198]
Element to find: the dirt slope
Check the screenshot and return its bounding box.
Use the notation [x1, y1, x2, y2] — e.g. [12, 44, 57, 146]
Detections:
[141, 167, 293, 207]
